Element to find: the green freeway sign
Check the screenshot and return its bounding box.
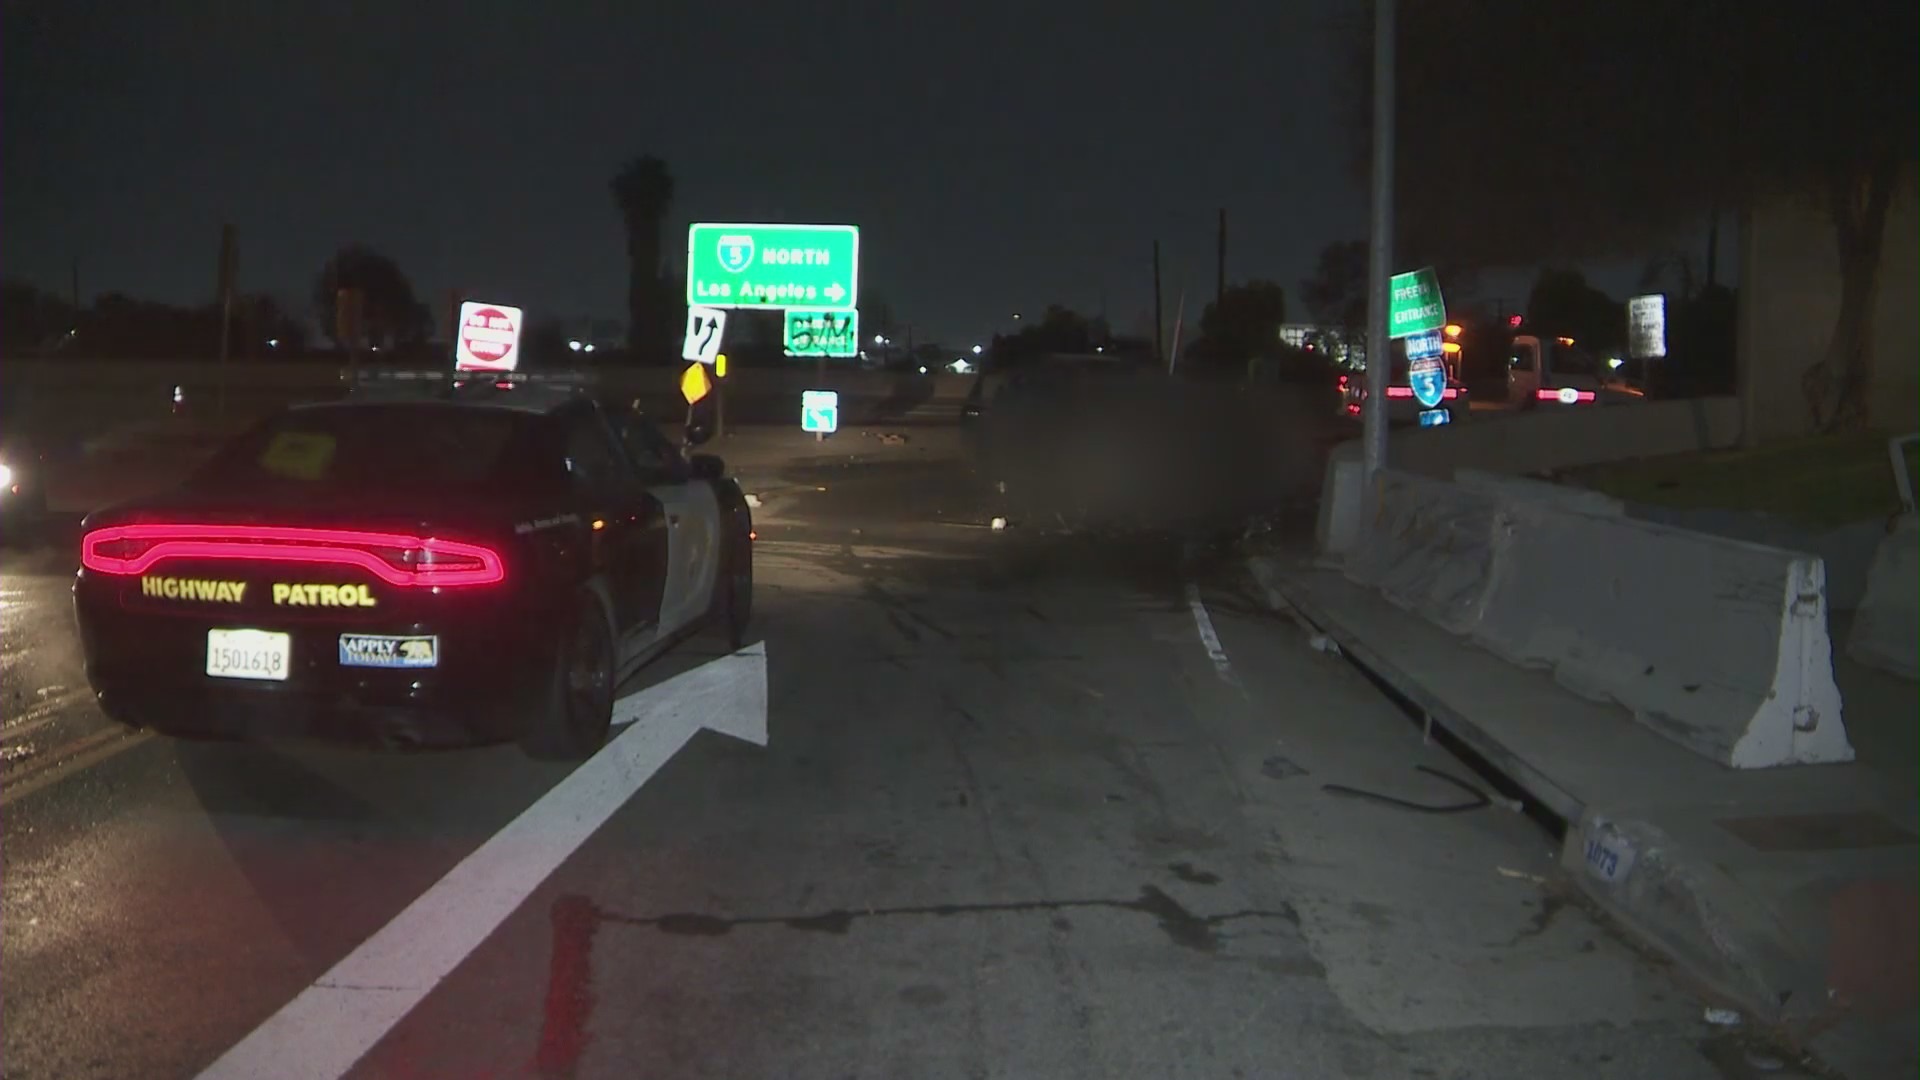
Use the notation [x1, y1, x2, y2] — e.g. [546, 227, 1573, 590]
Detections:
[784, 309, 860, 357]
[1388, 267, 1445, 339]
[687, 223, 859, 311]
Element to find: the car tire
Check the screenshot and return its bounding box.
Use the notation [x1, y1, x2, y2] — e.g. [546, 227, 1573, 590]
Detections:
[711, 524, 752, 651]
[519, 597, 615, 761]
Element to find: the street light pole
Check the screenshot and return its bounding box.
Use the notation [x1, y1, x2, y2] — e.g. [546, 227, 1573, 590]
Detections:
[1362, 0, 1396, 485]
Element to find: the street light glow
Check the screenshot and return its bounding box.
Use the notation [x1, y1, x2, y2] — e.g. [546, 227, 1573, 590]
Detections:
[568, 339, 583, 352]
[971, 344, 983, 355]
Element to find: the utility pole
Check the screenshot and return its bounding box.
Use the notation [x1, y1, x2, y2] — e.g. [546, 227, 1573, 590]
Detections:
[1152, 240, 1164, 363]
[216, 225, 237, 422]
[1362, 0, 1396, 485]
[1216, 209, 1227, 310]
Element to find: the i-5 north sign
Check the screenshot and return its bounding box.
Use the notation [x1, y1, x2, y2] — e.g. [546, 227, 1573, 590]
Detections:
[687, 223, 859, 312]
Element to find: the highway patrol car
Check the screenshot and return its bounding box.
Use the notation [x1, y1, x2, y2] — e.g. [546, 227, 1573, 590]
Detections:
[72, 373, 753, 759]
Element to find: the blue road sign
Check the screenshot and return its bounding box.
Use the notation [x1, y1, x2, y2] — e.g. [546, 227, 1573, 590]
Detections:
[801, 389, 839, 434]
[1408, 354, 1447, 409]
[1418, 406, 1452, 427]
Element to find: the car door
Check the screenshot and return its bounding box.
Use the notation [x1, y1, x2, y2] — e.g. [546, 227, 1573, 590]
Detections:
[560, 406, 668, 653]
[605, 404, 720, 636]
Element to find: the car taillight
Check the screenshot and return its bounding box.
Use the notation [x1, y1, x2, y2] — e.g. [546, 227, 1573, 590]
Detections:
[80, 524, 505, 587]
[1536, 388, 1596, 404]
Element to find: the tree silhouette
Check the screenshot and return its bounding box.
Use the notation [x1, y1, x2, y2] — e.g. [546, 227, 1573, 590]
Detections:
[1300, 241, 1367, 336]
[1192, 280, 1289, 367]
[611, 155, 676, 362]
[0, 279, 75, 356]
[312, 245, 429, 349]
[1348, 0, 1917, 431]
[1524, 270, 1626, 355]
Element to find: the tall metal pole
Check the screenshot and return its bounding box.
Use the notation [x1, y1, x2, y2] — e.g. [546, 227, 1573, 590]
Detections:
[1152, 240, 1164, 363]
[1361, 0, 1396, 483]
[1215, 209, 1227, 310]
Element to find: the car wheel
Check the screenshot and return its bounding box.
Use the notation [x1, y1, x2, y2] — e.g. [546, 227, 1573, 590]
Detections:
[519, 598, 614, 761]
[712, 525, 752, 650]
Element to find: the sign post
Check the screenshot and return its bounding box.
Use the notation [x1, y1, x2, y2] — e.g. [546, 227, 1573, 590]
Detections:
[454, 301, 524, 373]
[687, 223, 859, 311]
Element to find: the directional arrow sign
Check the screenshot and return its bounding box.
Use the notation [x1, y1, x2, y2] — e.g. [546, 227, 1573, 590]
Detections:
[687, 223, 858, 312]
[801, 389, 839, 434]
[682, 305, 727, 363]
[194, 644, 769, 1080]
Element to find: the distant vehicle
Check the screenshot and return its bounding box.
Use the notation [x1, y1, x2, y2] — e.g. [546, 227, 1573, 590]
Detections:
[0, 425, 49, 543]
[1505, 333, 1645, 408]
[72, 374, 753, 759]
[1337, 346, 1470, 426]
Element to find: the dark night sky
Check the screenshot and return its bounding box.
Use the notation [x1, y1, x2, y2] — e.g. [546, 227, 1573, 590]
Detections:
[3, 2, 1667, 347]
[2, 1, 1384, 345]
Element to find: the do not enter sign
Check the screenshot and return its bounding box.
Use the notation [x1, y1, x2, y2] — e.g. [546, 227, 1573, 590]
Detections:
[455, 301, 523, 372]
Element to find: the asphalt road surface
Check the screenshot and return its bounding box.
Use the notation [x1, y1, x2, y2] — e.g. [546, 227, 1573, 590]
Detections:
[3, 433, 1766, 1080]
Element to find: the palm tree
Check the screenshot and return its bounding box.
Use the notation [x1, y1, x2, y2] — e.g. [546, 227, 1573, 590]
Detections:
[610, 155, 675, 360]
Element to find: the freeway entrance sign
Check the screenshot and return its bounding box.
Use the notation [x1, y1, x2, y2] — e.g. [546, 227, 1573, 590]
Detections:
[1388, 267, 1445, 339]
[687, 223, 859, 311]
[784, 309, 859, 357]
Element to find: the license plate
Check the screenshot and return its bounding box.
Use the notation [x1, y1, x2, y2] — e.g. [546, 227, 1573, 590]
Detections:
[206, 628, 291, 681]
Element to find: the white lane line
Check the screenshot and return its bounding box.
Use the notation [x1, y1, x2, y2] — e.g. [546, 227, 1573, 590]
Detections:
[1185, 582, 1241, 691]
[195, 644, 769, 1080]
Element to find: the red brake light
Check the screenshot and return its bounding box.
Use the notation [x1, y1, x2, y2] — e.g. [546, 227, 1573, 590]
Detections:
[1535, 388, 1597, 403]
[81, 524, 505, 586]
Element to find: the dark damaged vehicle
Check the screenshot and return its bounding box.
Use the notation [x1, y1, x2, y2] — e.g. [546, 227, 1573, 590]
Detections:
[72, 375, 753, 759]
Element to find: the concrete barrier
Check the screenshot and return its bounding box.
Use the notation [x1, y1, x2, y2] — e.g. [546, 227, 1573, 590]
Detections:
[1343, 469, 1854, 769]
[1312, 398, 1734, 556]
[1341, 470, 1506, 634]
[1847, 512, 1918, 679]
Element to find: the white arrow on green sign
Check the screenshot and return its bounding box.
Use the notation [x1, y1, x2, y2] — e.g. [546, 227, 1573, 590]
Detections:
[687, 223, 859, 311]
[784, 309, 860, 358]
[1388, 267, 1445, 340]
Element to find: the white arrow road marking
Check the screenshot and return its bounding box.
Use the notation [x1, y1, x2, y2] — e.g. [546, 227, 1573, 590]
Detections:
[195, 643, 769, 1080]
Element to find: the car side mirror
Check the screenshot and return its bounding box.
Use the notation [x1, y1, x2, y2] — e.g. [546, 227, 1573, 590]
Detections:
[689, 454, 725, 480]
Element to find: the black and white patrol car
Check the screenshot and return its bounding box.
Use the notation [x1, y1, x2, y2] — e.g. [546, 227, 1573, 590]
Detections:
[72, 373, 753, 759]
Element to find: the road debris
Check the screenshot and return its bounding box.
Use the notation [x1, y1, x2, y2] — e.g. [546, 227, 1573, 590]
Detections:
[1321, 765, 1491, 814]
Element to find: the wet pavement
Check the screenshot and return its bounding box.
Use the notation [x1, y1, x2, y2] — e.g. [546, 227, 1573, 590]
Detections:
[2, 433, 1764, 1079]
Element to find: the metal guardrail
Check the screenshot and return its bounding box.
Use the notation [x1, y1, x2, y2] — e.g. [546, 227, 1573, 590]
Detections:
[1889, 432, 1918, 512]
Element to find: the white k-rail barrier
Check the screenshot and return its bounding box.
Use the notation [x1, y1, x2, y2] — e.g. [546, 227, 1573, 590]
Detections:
[1847, 511, 1918, 680]
[1344, 469, 1853, 769]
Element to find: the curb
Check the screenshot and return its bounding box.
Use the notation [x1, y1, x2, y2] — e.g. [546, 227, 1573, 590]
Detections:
[1246, 554, 1831, 1030]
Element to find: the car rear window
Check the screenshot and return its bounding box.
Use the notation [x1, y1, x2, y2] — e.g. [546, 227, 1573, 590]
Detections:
[188, 405, 545, 496]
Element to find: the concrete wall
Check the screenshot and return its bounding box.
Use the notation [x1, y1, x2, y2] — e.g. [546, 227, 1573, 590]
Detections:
[1740, 167, 1920, 440]
[1382, 397, 1742, 480]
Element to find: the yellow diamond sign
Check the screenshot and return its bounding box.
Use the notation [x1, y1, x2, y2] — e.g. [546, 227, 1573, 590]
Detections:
[680, 362, 712, 405]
